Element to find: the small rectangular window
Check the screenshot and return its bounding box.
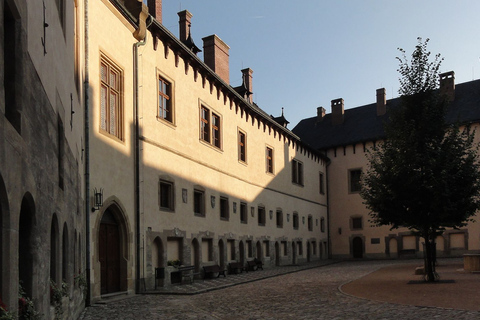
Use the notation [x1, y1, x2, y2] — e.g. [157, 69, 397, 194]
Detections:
[266, 147, 274, 174]
[200, 105, 221, 149]
[238, 130, 246, 162]
[194, 189, 205, 216]
[212, 113, 221, 148]
[293, 213, 299, 230]
[349, 169, 362, 193]
[258, 206, 266, 226]
[352, 217, 362, 230]
[240, 202, 247, 224]
[220, 197, 229, 220]
[276, 210, 283, 228]
[159, 180, 174, 211]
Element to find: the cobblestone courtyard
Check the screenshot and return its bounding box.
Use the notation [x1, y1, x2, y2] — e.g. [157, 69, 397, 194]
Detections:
[80, 260, 480, 320]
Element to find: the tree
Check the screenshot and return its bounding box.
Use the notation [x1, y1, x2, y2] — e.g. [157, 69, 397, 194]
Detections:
[361, 38, 480, 282]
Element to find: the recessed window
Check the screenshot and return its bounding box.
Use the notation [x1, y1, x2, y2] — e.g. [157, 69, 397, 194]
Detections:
[319, 172, 325, 194]
[308, 215, 313, 231]
[240, 202, 247, 224]
[246, 240, 253, 258]
[292, 159, 304, 186]
[276, 210, 283, 228]
[293, 213, 299, 230]
[258, 206, 266, 226]
[320, 217, 325, 233]
[100, 54, 124, 140]
[266, 147, 274, 174]
[220, 197, 229, 220]
[349, 169, 362, 193]
[200, 105, 221, 149]
[194, 189, 205, 217]
[297, 241, 303, 255]
[238, 130, 246, 162]
[158, 75, 172, 122]
[351, 217, 363, 230]
[159, 180, 174, 211]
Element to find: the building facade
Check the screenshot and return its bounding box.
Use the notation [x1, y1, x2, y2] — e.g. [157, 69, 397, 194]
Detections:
[1, 0, 85, 318]
[86, 0, 328, 302]
[293, 72, 480, 260]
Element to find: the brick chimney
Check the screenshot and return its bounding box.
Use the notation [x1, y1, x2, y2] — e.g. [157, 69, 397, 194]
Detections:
[317, 107, 326, 122]
[440, 71, 455, 102]
[331, 99, 344, 125]
[148, 0, 162, 23]
[241, 68, 253, 104]
[203, 34, 230, 83]
[376, 88, 386, 116]
[178, 10, 192, 42]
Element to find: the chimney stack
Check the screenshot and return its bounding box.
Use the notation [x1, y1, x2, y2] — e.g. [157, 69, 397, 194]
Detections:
[241, 68, 253, 104]
[317, 107, 326, 122]
[376, 88, 386, 116]
[178, 10, 192, 43]
[440, 71, 455, 102]
[331, 99, 344, 125]
[148, 0, 162, 23]
[203, 35, 230, 83]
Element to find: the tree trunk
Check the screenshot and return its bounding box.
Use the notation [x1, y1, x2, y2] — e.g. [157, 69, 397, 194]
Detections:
[423, 233, 437, 282]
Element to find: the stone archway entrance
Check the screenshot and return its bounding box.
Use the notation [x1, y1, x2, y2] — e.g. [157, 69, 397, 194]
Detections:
[99, 209, 121, 294]
[352, 237, 363, 259]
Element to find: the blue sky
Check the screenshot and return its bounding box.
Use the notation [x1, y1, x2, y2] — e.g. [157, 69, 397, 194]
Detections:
[161, 1, 480, 128]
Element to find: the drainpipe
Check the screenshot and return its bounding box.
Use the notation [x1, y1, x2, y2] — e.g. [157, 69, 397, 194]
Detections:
[84, 0, 91, 307]
[326, 158, 332, 259]
[134, 16, 152, 294]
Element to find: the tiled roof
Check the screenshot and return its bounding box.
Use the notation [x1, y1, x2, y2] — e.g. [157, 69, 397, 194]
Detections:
[292, 79, 480, 151]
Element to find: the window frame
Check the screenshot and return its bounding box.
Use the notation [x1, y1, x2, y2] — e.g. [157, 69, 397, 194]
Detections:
[240, 202, 248, 224]
[220, 196, 229, 221]
[100, 54, 124, 141]
[199, 104, 222, 150]
[308, 215, 313, 231]
[266, 146, 274, 174]
[238, 130, 247, 163]
[157, 74, 173, 123]
[319, 172, 325, 194]
[292, 159, 304, 186]
[349, 169, 362, 193]
[193, 188, 205, 217]
[351, 216, 363, 230]
[159, 179, 174, 211]
[293, 213, 299, 230]
[276, 210, 283, 228]
[257, 206, 266, 226]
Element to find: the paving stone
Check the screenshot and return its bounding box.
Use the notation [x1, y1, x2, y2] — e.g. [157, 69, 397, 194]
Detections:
[80, 260, 480, 320]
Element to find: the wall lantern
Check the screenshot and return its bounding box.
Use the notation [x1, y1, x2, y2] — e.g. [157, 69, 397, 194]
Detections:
[91, 188, 104, 212]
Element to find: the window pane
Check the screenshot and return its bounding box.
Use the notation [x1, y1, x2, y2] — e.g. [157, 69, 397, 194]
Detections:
[100, 85, 107, 130]
[110, 92, 116, 135]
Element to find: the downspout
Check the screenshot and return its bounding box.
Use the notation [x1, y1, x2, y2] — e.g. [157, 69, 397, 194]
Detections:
[326, 158, 332, 259]
[84, 0, 91, 306]
[134, 15, 152, 294]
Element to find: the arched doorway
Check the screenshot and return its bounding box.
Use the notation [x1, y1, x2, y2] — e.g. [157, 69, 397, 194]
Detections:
[352, 237, 363, 259]
[218, 240, 225, 268]
[275, 242, 280, 266]
[152, 237, 164, 269]
[19, 193, 35, 298]
[256, 241, 262, 260]
[239, 241, 245, 265]
[292, 242, 297, 265]
[307, 242, 311, 262]
[191, 239, 200, 273]
[99, 209, 121, 294]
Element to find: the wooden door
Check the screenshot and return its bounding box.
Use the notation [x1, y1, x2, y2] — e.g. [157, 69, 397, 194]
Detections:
[99, 221, 120, 294]
[353, 237, 363, 259]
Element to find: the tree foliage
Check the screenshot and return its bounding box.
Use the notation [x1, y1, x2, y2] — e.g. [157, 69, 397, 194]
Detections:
[361, 38, 480, 281]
